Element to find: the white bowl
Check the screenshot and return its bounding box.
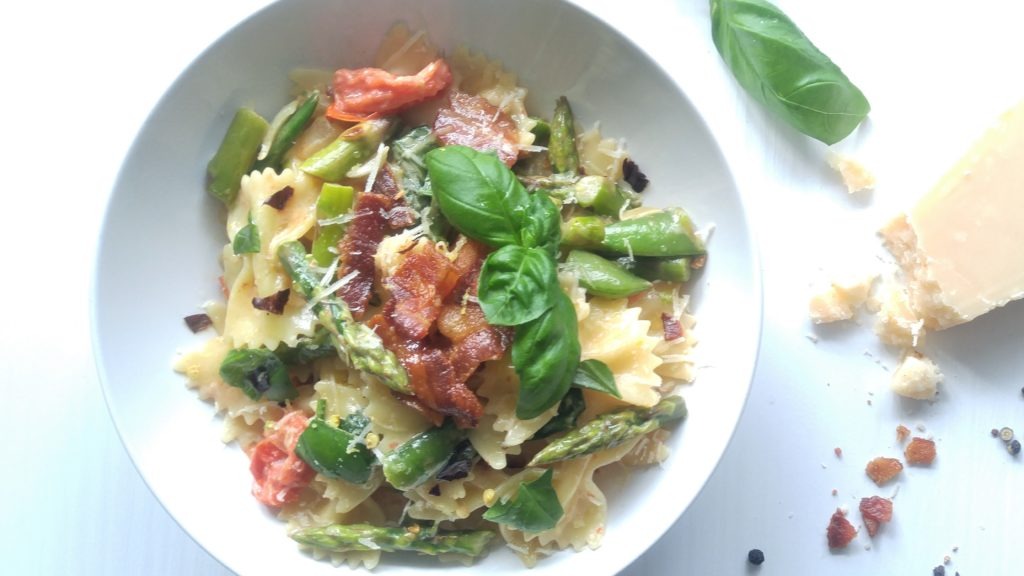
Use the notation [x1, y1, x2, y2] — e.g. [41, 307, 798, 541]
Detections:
[92, 0, 761, 573]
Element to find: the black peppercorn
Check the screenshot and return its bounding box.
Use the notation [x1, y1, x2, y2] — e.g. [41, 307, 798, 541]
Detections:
[933, 566, 945, 576]
[1009, 439, 1022, 456]
[747, 549, 765, 565]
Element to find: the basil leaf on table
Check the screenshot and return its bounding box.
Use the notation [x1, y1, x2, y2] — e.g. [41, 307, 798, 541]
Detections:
[219, 348, 296, 401]
[572, 359, 621, 398]
[426, 145, 531, 247]
[482, 468, 564, 532]
[478, 245, 559, 326]
[710, 0, 870, 144]
[512, 292, 581, 420]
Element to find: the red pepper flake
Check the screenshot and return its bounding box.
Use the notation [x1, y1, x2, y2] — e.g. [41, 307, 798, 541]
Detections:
[662, 313, 683, 341]
[252, 289, 290, 315]
[905, 437, 937, 465]
[622, 158, 649, 192]
[859, 496, 893, 537]
[897, 425, 911, 443]
[826, 508, 857, 549]
[834, 447, 843, 458]
[218, 276, 230, 298]
[184, 313, 213, 333]
[264, 186, 294, 210]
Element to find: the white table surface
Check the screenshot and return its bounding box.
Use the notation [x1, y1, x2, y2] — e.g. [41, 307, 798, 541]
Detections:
[5, 0, 1024, 574]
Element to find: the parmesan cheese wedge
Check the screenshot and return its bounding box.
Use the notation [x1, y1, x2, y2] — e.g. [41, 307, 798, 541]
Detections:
[881, 100, 1024, 329]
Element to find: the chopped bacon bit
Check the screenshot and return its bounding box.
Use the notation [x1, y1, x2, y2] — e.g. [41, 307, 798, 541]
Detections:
[859, 496, 893, 537]
[328, 59, 452, 120]
[896, 425, 911, 443]
[434, 91, 520, 167]
[865, 457, 903, 485]
[622, 158, 649, 192]
[249, 411, 315, 507]
[373, 166, 418, 229]
[337, 193, 392, 318]
[252, 289, 290, 315]
[826, 508, 857, 548]
[184, 313, 212, 333]
[385, 243, 454, 340]
[662, 313, 683, 341]
[264, 186, 294, 210]
[905, 437, 937, 465]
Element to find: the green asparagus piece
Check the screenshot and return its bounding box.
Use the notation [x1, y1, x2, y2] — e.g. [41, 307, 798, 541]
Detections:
[295, 401, 376, 484]
[560, 216, 606, 250]
[254, 91, 320, 172]
[291, 524, 495, 557]
[300, 118, 393, 181]
[380, 422, 466, 491]
[529, 117, 551, 147]
[277, 241, 410, 393]
[566, 250, 652, 298]
[619, 256, 692, 283]
[311, 183, 355, 266]
[600, 209, 706, 258]
[548, 96, 579, 174]
[570, 175, 630, 216]
[528, 396, 687, 466]
[207, 108, 269, 205]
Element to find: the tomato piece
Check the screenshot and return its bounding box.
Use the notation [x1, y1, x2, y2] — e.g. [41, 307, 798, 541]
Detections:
[433, 91, 520, 166]
[328, 58, 452, 121]
[249, 411, 315, 507]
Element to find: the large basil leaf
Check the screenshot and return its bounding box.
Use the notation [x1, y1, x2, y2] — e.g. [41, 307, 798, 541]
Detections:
[219, 348, 296, 401]
[426, 145, 530, 247]
[572, 359, 621, 398]
[533, 388, 586, 439]
[482, 468, 564, 532]
[710, 0, 869, 144]
[478, 245, 559, 326]
[512, 292, 581, 420]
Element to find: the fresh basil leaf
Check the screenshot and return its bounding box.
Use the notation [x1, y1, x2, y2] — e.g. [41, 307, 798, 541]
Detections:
[533, 388, 586, 439]
[512, 292, 581, 419]
[273, 328, 335, 365]
[232, 216, 261, 255]
[478, 245, 559, 326]
[519, 193, 561, 256]
[572, 359, 621, 398]
[710, 0, 869, 144]
[219, 348, 296, 401]
[482, 468, 564, 532]
[426, 145, 530, 247]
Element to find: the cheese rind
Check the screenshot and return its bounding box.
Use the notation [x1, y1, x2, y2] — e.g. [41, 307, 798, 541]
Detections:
[881, 100, 1024, 329]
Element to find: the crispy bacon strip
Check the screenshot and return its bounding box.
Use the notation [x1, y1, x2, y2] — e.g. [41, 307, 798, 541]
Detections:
[336, 193, 390, 318]
[385, 242, 455, 341]
[373, 165, 418, 229]
[434, 92, 520, 167]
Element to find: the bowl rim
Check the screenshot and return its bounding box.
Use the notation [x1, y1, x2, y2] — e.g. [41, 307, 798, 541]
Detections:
[89, 0, 764, 573]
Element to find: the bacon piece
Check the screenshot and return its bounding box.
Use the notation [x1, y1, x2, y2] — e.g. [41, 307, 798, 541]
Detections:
[865, 456, 903, 486]
[859, 496, 893, 537]
[662, 312, 683, 341]
[905, 437, 937, 465]
[826, 508, 857, 548]
[329, 59, 453, 121]
[434, 92, 520, 167]
[248, 411, 315, 507]
[373, 165, 418, 229]
[450, 325, 511, 383]
[385, 243, 455, 341]
[336, 193, 391, 318]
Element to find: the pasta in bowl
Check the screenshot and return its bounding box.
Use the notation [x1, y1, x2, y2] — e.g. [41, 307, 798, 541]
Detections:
[92, 0, 760, 574]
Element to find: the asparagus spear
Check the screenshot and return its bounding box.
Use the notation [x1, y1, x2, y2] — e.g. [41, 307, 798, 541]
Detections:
[277, 241, 410, 393]
[254, 91, 320, 172]
[560, 216, 606, 250]
[548, 96, 579, 174]
[528, 396, 686, 466]
[207, 108, 269, 205]
[600, 209, 706, 257]
[380, 421, 466, 491]
[311, 183, 355, 266]
[300, 118, 393, 181]
[556, 175, 631, 216]
[566, 250, 652, 298]
[291, 524, 495, 557]
[618, 256, 692, 283]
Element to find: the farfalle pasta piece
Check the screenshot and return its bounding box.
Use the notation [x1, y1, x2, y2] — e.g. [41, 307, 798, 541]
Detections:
[470, 360, 557, 470]
[406, 465, 508, 522]
[577, 298, 663, 407]
[221, 250, 317, 350]
[630, 287, 699, 384]
[578, 124, 627, 183]
[361, 377, 432, 452]
[450, 47, 536, 149]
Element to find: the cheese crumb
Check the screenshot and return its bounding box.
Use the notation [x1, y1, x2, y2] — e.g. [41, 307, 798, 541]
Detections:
[874, 282, 926, 347]
[809, 273, 877, 324]
[828, 152, 877, 193]
[890, 351, 942, 400]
